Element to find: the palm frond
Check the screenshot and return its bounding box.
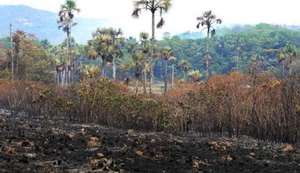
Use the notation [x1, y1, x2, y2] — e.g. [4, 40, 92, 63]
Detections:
[68, 12, 74, 19]
[197, 16, 204, 21]
[211, 29, 216, 37]
[217, 18, 222, 24]
[203, 10, 212, 17]
[132, 8, 141, 18]
[157, 17, 165, 28]
[134, 0, 149, 7]
[71, 22, 77, 27]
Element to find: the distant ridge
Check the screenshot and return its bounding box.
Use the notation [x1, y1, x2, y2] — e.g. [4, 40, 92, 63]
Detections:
[0, 5, 107, 44]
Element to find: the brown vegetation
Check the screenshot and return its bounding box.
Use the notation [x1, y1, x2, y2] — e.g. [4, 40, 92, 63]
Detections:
[0, 72, 299, 144]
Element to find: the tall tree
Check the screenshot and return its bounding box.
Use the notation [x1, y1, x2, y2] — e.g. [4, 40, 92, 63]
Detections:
[87, 28, 124, 80]
[57, 0, 80, 84]
[177, 60, 191, 80]
[196, 10, 222, 79]
[161, 47, 175, 93]
[278, 44, 298, 76]
[132, 0, 172, 93]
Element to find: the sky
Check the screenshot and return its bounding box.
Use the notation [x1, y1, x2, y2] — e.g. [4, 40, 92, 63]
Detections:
[0, 0, 299, 38]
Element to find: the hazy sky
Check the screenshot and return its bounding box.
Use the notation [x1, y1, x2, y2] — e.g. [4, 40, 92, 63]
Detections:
[0, 0, 299, 38]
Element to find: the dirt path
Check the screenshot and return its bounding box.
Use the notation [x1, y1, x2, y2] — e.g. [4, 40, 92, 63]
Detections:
[0, 111, 299, 173]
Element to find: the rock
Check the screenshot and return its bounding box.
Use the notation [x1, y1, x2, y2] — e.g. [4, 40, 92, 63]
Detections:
[3, 146, 15, 155]
[67, 132, 75, 139]
[96, 153, 105, 158]
[281, 144, 295, 153]
[0, 109, 11, 116]
[25, 153, 37, 159]
[127, 129, 134, 134]
[134, 150, 144, 157]
[88, 137, 102, 148]
[221, 155, 234, 162]
[192, 158, 210, 169]
[151, 138, 156, 143]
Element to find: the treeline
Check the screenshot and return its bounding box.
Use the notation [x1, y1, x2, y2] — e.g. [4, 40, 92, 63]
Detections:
[0, 23, 299, 83]
[155, 23, 300, 79]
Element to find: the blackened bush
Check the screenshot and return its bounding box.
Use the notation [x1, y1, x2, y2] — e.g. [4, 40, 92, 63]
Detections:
[33, 78, 171, 131]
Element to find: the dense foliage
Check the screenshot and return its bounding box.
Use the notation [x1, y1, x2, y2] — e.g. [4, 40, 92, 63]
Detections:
[155, 24, 300, 79]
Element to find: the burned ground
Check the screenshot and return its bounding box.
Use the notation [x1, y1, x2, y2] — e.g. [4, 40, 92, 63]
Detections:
[0, 111, 299, 173]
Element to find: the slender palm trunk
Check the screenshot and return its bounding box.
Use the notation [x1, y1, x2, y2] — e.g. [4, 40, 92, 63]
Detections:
[151, 12, 155, 42]
[149, 12, 156, 94]
[171, 64, 175, 86]
[101, 60, 106, 77]
[10, 24, 14, 79]
[205, 30, 210, 79]
[112, 57, 116, 80]
[67, 32, 71, 85]
[164, 59, 168, 93]
[289, 59, 292, 76]
[143, 72, 147, 93]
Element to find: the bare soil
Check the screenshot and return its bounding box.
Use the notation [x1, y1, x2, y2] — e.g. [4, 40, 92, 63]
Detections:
[0, 110, 299, 173]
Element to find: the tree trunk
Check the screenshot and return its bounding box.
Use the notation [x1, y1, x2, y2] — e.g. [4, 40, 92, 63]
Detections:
[67, 34, 70, 85]
[112, 56, 116, 80]
[149, 12, 156, 94]
[164, 60, 168, 93]
[171, 64, 175, 86]
[151, 12, 155, 42]
[10, 24, 14, 79]
[143, 72, 147, 94]
[205, 30, 210, 79]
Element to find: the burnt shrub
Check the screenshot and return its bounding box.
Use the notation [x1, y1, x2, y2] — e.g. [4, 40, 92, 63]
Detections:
[33, 78, 171, 131]
[165, 72, 300, 143]
[0, 79, 46, 115]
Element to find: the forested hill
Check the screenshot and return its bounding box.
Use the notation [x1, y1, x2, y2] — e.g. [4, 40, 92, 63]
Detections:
[156, 23, 300, 76]
[0, 5, 106, 44]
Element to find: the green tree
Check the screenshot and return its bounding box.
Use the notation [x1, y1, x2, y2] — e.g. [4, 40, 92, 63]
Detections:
[87, 28, 124, 80]
[196, 10, 222, 79]
[177, 59, 191, 80]
[57, 0, 80, 84]
[278, 44, 298, 76]
[132, 0, 172, 93]
[188, 70, 201, 82]
[5, 30, 53, 82]
[161, 46, 175, 92]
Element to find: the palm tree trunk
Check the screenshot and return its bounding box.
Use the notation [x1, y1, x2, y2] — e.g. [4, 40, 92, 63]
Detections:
[67, 33, 70, 85]
[151, 12, 155, 41]
[171, 64, 175, 86]
[164, 60, 168, 93]
[112, 57, 116, 80]
[149, 12, 156, 94]
[205, 31, 210, 79]
[143, 72, 147, 93]
[10, 24, 14, 79]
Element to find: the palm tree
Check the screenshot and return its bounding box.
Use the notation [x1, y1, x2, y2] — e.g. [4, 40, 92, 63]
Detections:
[88, 28, 124, 80]
[79, 64, 100, 80]
[278, 44, 298, 76]
[196, 10, 222, 79]
[57, 0, 80, 84]
[177, 59, 191, 80]
[132, 0, 172, 93]
[161, 47, 175, 93]
[132, 0, 172, 41]
[188, 70, 201, 82]
[139, 32, 151, 85]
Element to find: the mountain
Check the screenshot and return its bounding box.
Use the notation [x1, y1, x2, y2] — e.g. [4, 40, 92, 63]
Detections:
[174, 24, 300, 40]
[0, 5, 107, 44]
